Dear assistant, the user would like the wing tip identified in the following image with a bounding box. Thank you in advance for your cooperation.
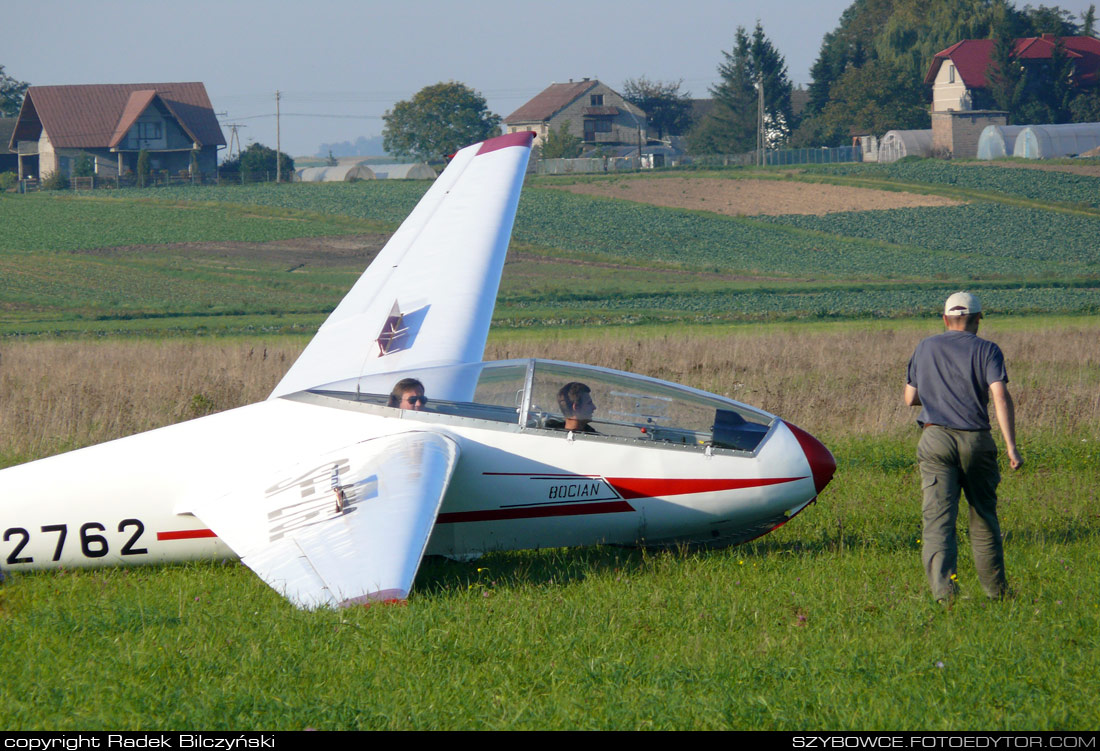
[477,131,534,155]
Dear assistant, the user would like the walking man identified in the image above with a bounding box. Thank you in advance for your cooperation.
[904,292,1022,602]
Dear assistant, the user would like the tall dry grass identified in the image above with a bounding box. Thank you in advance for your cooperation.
[2,322,1097,465]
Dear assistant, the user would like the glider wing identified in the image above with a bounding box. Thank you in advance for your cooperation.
[190,430,460,608]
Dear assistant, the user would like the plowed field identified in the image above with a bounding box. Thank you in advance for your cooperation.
[549,177,963,216]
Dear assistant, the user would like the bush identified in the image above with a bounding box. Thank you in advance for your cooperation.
[41,171,70,190]
[0,171,17,191]
[73,154,95,178]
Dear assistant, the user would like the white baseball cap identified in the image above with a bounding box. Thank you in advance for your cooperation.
[944,292,982,316]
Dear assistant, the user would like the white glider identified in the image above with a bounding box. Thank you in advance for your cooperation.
[0,131,835,608]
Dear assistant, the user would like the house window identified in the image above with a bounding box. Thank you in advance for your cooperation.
[949,65,956,84]
[137,122,162,140]
[590,94,604,106]
[595,120,611,132]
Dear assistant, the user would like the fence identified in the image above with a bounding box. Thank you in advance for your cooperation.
[537,156,641,175]
[18,170,291,193]
[690,145,861,168]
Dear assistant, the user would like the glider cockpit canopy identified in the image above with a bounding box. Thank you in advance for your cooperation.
[306,358,775,454]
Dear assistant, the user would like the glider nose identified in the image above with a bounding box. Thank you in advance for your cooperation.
[783,421,836,495]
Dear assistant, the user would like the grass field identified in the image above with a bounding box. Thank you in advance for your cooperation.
[1,163,1099,729]
[1,322,1098,730]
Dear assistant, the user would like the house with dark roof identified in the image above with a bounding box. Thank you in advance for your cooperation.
[926,35,1100,113]
[8,82,226,180]
[504,79,646,149]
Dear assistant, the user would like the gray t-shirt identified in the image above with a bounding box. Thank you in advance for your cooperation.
[906,330,1008,430]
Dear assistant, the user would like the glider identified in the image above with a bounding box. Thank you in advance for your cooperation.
[0,131,835,608]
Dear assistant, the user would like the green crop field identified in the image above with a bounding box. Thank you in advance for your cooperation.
[3,161,1099,337]
[802,160,1100,208]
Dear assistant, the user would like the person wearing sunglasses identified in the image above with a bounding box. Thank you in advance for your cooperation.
[389,378,428,411]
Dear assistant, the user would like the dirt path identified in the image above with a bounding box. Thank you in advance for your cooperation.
[548,177,963,216]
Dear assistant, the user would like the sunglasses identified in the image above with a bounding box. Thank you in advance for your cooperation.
[404,395,428,405]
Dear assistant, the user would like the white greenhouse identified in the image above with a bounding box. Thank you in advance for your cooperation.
[295,164,376,182]
[367,163,437,179]
[877,130,933,163]
[1011,123,1100,159]
[976,125,1028,160]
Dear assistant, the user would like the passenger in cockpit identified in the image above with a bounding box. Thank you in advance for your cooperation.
[389,378,427,411]
[545,381,598,433]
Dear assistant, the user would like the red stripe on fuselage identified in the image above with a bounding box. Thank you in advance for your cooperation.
[604,476,804,500]
[436,500,633,524]
[157,529,217,541]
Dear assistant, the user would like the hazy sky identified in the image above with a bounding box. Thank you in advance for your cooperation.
[7,0,1098,156]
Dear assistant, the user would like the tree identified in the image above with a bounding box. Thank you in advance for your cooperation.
[73,154,95,178]
[239,142,294,178]
[688,22,793,154]
[1019,3,1079,35]
[539,122,582,159]
[986,18,1028,117]
[621,77,693,140]
[804,0,895,117]
[795,58,929,146]
[1083,4,1097,37]
[874,0,1003,84]
[988,20,1079,123]
[0,64,29,117]
[383,82,501,160]
[136,149,150,187]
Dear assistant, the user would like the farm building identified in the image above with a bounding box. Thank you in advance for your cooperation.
[296,164,376,182]
[977,125,1028,159]
[1012,123,1100,159]
[877,130,933,163]
[504,79,646,149]
[7,82,225,180]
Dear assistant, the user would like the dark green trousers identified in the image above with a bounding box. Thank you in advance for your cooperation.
[917,426,1008,600]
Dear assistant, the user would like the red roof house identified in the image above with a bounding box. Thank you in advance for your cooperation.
[8,82,225,180]
[926,35,1100,112]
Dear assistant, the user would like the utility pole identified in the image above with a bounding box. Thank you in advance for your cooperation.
[756,78,765,168]
[275,90,282,183]
[225,123,246,162]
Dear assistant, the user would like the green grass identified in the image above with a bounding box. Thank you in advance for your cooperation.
[2,437,1096,730]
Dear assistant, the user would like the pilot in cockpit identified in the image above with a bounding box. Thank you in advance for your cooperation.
[388,378,427,411]
[545,381,598,433]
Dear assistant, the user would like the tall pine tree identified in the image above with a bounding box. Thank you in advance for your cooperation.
[689,23,793,154]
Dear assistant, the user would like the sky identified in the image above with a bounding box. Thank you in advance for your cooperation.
[7,0,1099,157]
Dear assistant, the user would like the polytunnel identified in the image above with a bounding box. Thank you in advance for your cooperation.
[977,125,1028,160]
[1012,123,1100,159]
[367,163,437,179]
[295,164,376,182]
[877,130,933,163]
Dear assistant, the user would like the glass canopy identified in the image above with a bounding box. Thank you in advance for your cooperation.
[311,359,774,453]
